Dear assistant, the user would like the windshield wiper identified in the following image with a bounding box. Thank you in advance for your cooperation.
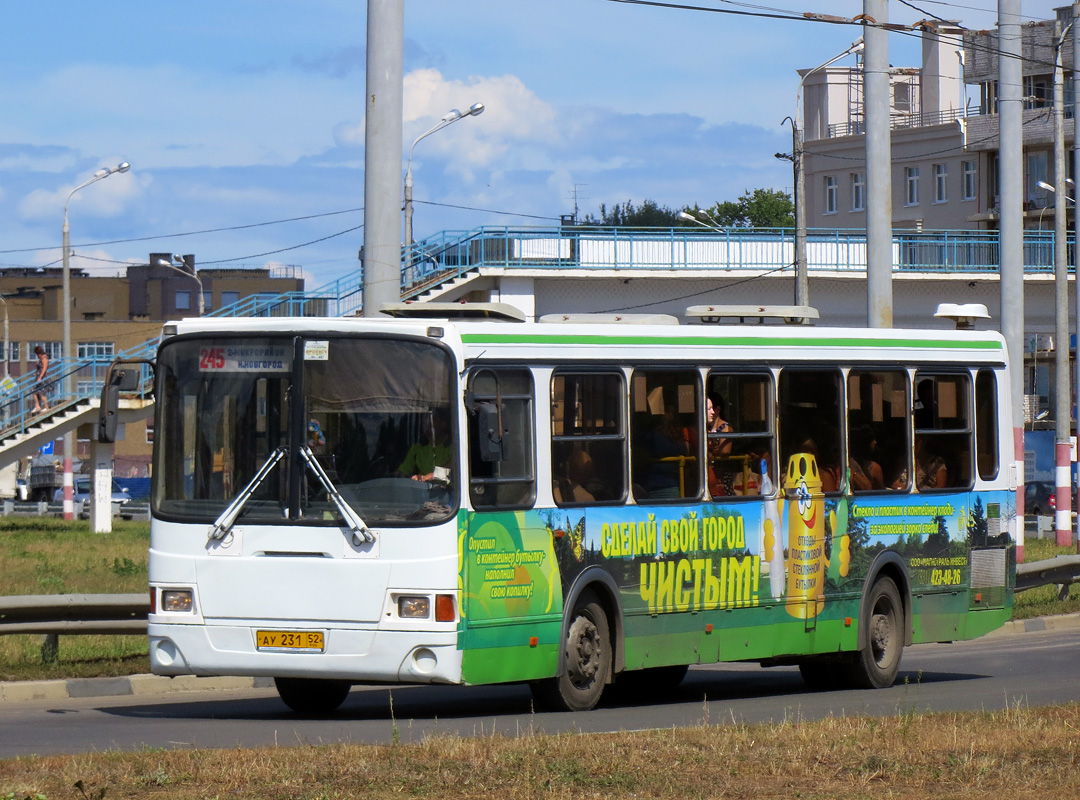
[209,446,287,540]
[300,446,375,544]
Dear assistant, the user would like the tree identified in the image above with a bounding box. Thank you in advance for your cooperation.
[702,189,794,228]
[584,188,794,229]
[582,199,683,227]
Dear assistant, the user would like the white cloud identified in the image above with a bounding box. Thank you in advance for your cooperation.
[17,169,144,223]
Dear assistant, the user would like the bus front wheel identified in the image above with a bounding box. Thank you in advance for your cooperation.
[531,591,612,711]
[274,677,352,714]
[844,576,904,689]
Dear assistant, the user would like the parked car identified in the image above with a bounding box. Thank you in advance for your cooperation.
[1024,481,1056,516]
[53,477,132,509]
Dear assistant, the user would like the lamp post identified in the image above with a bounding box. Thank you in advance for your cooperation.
[61,161,130,521]
[1039,173,1076,546]
[402,103,484,263]
[155,254,204,316]
[781,38,864,310]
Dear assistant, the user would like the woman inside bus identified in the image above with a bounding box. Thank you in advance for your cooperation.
[705,393,734,495]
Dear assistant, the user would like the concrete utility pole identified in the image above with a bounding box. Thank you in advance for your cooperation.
[362,0,404,317]
[1052,19,1073,546]
[1074,1,1080,554]
[864,0,892,328]
[999,0,1025,560]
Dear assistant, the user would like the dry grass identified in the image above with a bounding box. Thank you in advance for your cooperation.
[2,703,1080,799]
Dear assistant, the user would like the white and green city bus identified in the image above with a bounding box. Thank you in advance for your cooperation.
[134,302,1015,712]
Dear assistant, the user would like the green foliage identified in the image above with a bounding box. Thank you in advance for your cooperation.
[584,188,793,229]
[583,199,684,227]
[698,188,795,228]
[111,557,142,577]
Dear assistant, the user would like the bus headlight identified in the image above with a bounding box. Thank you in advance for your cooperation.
[398,595,431,618]
[161,589,194,613]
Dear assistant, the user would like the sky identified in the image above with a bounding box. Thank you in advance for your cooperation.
[0,1,1067,289]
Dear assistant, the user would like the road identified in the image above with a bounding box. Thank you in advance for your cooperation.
[2,628,1078,759]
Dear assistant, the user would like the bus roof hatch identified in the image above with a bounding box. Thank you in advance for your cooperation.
[685,304,819,324]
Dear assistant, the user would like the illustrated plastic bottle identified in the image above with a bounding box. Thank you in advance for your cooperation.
[759,459,785,600]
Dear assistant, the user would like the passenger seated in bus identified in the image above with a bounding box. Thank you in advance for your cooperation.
[912,436,947,490]
[398,409,452,483]
[818,442,843,492]
[554,449,595,504]
[706,393,735,495]
[848,425,885,491]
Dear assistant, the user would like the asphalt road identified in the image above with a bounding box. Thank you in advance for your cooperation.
[2,626,1078,758]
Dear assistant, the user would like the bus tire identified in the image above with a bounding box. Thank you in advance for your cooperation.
[273,677,352,713]
[531,591,612,711]
[844,576,904,689]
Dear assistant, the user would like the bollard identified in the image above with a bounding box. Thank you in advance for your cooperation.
[40,633,58,664]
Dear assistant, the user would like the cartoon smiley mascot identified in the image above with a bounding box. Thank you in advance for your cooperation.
[781,452,829,619]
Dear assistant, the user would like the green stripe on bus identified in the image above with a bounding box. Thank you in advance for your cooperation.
[461,333,1003,350]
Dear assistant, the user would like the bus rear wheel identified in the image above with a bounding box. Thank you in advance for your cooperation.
[531,591,612,711]
[844,576,904,689]
[274,677,352,713]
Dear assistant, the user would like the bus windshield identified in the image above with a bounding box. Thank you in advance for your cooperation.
[152,335,457,526]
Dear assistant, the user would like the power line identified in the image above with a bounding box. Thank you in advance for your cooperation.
[0,207,364,256]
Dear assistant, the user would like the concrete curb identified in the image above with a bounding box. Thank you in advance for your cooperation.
[2,612,1077,703]
[0,674,275,703]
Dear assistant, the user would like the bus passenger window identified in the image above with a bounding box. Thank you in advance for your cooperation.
[630,370,701,502]
[778,370,843,494]
[847,370,908,492]
[467,369,535,509]
[551,372,626,506]
[912,372,972,491]
[704,372,774,497]
[975,370,999,480]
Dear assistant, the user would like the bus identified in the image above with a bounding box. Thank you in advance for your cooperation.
[130,302,1015,713]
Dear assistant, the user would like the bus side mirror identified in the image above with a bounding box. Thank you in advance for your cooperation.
[98,362,152,444]
[99,384,121,443]
[475,402,506,462]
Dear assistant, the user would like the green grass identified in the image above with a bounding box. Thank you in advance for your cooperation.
[0,519,1076,682]
[0,519,151,681]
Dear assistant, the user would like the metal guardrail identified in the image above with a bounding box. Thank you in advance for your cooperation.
[1016,555,1080,599]
[0,593,147,636]
[0,557,1075,643]
[0,501,149,520]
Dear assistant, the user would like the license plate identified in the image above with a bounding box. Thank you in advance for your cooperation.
[255,630,324,652]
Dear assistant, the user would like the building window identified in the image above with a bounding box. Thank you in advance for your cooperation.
[175,290,191,311]
[7,342,18,363]
[221,291,240,308]
[851,173,865,212]
[30,342,62,360]
[905,167,920,206]
[934,164,948,203]
[202,290,213,312]
[146,422,155,444]
[962,160,977,201]
[77,342,115,361]
[825,176,838,215]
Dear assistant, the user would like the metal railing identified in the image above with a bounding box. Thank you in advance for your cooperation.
[400,225,1078,300]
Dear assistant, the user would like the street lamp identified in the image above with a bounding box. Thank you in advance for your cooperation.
[155,254,204,316]
[781,38,864,310]
[402,102,484,261]
[61,160,130,521]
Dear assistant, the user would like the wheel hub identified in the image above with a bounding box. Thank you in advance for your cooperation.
[566,616,601,684]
